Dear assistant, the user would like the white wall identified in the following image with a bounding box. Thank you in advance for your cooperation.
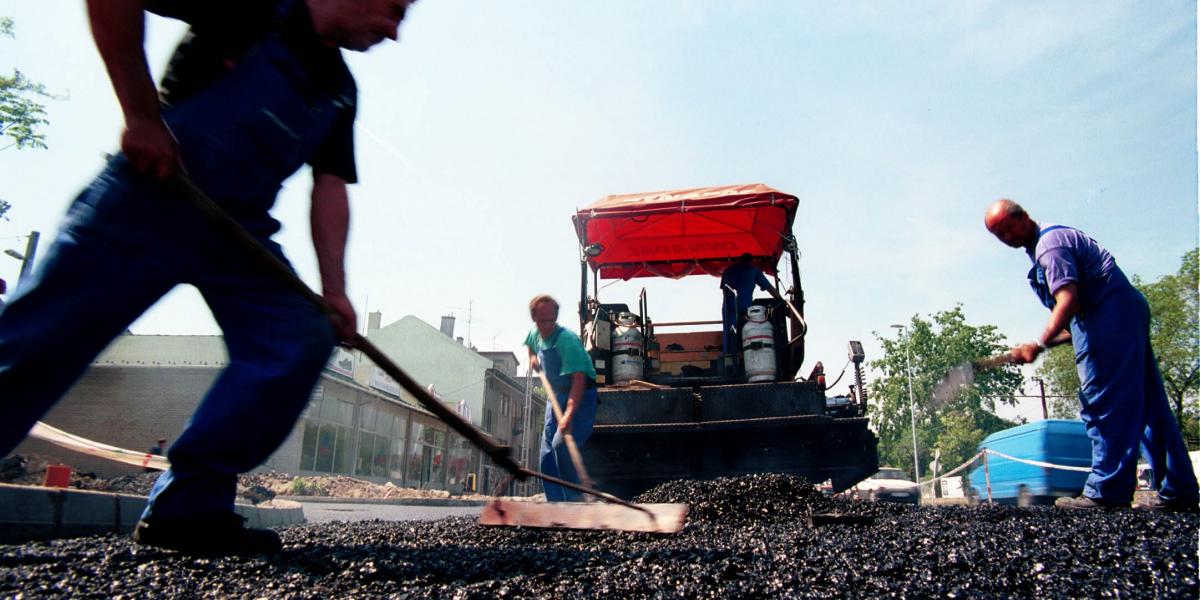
[363,316,493,426]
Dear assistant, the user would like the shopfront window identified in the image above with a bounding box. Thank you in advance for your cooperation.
[300,421,319,471]
[315,422,337,472]
[333,425,353,473]
[406,419,426,488]
[356,432,378,477]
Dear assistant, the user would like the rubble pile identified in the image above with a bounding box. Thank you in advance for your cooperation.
[1,454,462,501]
[242,473,453,500]
[1,474,1196,598]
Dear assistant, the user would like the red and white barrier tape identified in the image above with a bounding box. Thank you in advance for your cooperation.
[981,448,1091,473]
[918,448,1091,488]
[29,421,170,471]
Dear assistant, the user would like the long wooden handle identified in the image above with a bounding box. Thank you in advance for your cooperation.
[170,175,521,476]
[171,173,660,514]
[975,336,1071,370]
[535,369,596,494]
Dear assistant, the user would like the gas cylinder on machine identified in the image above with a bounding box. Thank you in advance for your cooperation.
[611,312,644,384]
[741,305,776,382]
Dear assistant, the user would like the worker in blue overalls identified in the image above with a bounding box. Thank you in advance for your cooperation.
[0,0,416,555]
[985,199,1198,511]
[524,294,598,502]
[720,254,784,355]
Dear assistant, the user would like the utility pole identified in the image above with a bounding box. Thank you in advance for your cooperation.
[524,367,533,496]
[1032,376,1048,419]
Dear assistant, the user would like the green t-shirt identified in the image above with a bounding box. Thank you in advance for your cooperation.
[524,326,598,380]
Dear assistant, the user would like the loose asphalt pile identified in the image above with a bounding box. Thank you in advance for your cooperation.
[2,473,1196,598]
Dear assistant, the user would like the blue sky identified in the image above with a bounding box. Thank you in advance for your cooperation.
[1,2,1196,421]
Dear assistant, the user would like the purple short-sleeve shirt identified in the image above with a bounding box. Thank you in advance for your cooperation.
[1029,224,1119,296]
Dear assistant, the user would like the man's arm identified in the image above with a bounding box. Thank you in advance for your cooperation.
[86,0,181,179]
[311,172,357,340]
[1013,283,1079,363]
[527,346,541,372]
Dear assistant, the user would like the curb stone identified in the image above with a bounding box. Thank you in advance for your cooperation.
[0,482,305,544]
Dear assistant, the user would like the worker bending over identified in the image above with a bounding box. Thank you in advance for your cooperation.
[984,199,1197,511]
[0,0,417,555]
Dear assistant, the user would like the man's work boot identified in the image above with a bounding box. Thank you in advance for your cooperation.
[1134,493,1200,514]
[133,511,283,556]
[1054,495,1120,510]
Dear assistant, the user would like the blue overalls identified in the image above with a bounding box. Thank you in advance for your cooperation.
[537,328,598,502]
[0,23,349,520]
[720,263,772,354]
[1029,226,1198,504]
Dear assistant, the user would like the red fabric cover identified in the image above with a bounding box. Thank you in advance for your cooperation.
[574,184,798,280]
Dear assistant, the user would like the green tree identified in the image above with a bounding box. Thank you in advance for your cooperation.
[1135,249,1199,426]
[868,305,1021,480]
[1,17,59,222]
[1,17,54,152]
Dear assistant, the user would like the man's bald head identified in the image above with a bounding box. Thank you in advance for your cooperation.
[984,199,1039,249]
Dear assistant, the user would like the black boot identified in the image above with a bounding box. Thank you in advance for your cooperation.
[133,510,282,556]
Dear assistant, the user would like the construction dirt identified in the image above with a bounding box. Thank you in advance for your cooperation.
[1,473,1195,598]
[1,454,489,503]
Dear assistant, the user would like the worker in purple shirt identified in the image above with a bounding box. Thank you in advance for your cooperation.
[985,199,1198,511]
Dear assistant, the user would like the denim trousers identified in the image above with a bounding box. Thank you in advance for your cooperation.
[0,155,335,519]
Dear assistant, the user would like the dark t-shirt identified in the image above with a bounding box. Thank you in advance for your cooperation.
[147,0,358,182]
[720,263,772,314]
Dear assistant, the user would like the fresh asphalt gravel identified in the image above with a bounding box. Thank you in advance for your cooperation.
[2,474,1196,599]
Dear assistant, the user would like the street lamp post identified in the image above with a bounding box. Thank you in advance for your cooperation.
[891,324,921,488]
[4,231,40,283]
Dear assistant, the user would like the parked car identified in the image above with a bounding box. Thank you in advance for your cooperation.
[850,468,920,504]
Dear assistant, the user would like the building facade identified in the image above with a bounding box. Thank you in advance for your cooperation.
[479,351,545,496]
[15,314,542,495]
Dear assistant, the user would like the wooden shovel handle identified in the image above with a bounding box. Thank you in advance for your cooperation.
[535,369,596,493]
[170,174,522,476]
[171,173,657,515]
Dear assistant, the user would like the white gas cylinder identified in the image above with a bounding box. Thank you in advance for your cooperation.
[612,312,644,384]
[741,305,776,382]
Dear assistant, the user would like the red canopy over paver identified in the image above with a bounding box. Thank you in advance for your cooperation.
[573,184,799,280]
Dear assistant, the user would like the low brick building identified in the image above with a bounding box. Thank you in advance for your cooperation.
[13,318,539,494]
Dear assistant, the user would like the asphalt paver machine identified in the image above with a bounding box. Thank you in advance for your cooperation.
[572,184,879,498]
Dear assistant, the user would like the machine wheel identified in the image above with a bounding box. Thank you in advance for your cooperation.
[1017,485,1032,508]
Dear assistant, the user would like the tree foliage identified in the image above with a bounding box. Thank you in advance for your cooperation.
[1134,249,1199,425]
[867,305,1021,479]
[1,17,55,152]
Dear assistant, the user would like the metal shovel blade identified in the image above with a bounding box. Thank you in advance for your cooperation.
[480,500,688,534]
[932,362,976,407]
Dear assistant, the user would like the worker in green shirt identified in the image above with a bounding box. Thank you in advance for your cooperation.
[524,294,598,502]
